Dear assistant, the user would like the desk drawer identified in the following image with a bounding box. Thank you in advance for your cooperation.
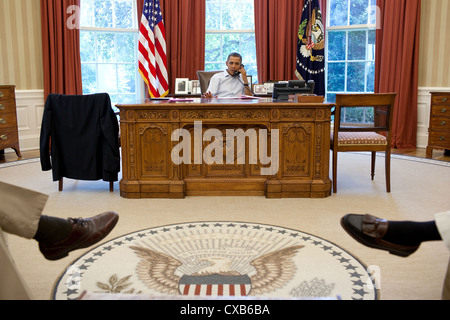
[0,127,19,147]
[0,89,15,101]
[431,105,450,116]
[0,111,18,128]
[0,101,16,113]
[428,131,450,147]
[430,117,450,131]
[432,94,450,106]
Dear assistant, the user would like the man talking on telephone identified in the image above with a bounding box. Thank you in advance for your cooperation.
[202,52,253,98]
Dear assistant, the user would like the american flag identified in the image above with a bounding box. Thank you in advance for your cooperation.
[138,0,169,98]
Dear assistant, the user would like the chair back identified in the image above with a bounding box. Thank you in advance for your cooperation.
[40,93,120,190]
[197,71,222,94]
[333,93,397,148]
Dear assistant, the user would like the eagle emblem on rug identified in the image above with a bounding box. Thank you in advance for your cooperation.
[130,245,304,296]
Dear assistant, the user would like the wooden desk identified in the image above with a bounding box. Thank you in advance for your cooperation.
[117,98,333,199]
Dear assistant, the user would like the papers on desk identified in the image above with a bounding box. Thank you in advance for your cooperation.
[168,98,195,102]
[215,95,264,100]
[240,95,263,99]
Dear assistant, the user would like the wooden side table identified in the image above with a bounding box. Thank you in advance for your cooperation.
[0,85,21,158]
[426,92,450,158]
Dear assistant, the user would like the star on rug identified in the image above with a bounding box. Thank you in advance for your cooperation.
[52,221,379,300]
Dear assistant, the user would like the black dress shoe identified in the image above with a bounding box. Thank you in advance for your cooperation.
[39,211,119,261]
[340,214,419,257]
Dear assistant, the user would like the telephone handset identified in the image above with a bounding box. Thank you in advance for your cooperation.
[234,64,245,77]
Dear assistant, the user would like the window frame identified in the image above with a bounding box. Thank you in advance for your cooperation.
[79,0,142,108]
[325,0,378,124]
[204,0,258,83]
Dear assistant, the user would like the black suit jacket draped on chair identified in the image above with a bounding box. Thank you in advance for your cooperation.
[40,93,120,185]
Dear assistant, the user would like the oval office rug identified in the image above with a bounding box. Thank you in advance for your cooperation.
[52,221,379,300]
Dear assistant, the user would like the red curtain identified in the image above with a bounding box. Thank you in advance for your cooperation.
[137,0,205,95]
[375,0,421,149]
[254,0,327,83]
[41,0,83,99]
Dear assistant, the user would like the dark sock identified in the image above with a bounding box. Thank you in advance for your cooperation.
[383,220,442,246]
[33,216,73,244]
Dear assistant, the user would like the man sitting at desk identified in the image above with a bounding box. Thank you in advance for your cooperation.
[202,52,253,98]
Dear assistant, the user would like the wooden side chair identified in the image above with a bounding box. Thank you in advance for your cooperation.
[330,93,397,193]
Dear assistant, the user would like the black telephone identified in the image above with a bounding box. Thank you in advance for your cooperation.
[234,64,245,77]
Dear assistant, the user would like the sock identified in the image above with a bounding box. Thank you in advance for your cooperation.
[383,220,442,246]
[33,216,73,244]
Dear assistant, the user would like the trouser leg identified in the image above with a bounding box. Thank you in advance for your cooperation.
[0,181,48,239]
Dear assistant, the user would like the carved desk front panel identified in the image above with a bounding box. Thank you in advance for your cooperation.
[117,98,333,199]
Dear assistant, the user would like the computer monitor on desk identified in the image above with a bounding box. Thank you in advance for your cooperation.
[272,80,315,101]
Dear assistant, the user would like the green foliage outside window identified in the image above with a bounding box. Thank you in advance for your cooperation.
[327,0,377,124]
[205,0,258,83]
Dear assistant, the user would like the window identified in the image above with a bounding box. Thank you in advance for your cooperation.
[205,0,258,83]
[326,0,377,123]
[80,0,140,110]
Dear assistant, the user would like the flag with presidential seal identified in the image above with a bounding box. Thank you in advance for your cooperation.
[296,0,325,96]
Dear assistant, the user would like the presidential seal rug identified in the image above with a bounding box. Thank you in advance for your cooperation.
[52,221,379,300]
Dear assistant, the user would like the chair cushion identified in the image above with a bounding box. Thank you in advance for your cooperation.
[332,132,388,146]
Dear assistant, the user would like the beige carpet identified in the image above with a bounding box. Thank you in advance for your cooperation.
[1,152,449,300]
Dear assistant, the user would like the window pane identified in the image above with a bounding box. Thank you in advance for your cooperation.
[240,34,257,64]
[329,0,348,26]
[205,34,222,63]
[222,3,240,30]
[222,34,240,59]
[327,93,336,103]
[118,64,136,94]
[347,62,365,92]
[94,0,113,28]
[97,33,116,63]
[350,0,370,25]
[205,63,223,71]
[345,107,374,124]
[80,32,96,63]
[205,1,221,30]
[369,0,378,25]
[238,2,255,30]
[367,29,376,60]
[342,107,370,123]
[328,63,346,91]
[114,0,134,29]
[117,94,137,104]
[348,30,366,60]
[218,1,254,30]
[81,64,97,93]
[117,34,135,63]
[366,61,375,92]
[98,64,117,92]
[328,31,346,61]
[80,0,95,27]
